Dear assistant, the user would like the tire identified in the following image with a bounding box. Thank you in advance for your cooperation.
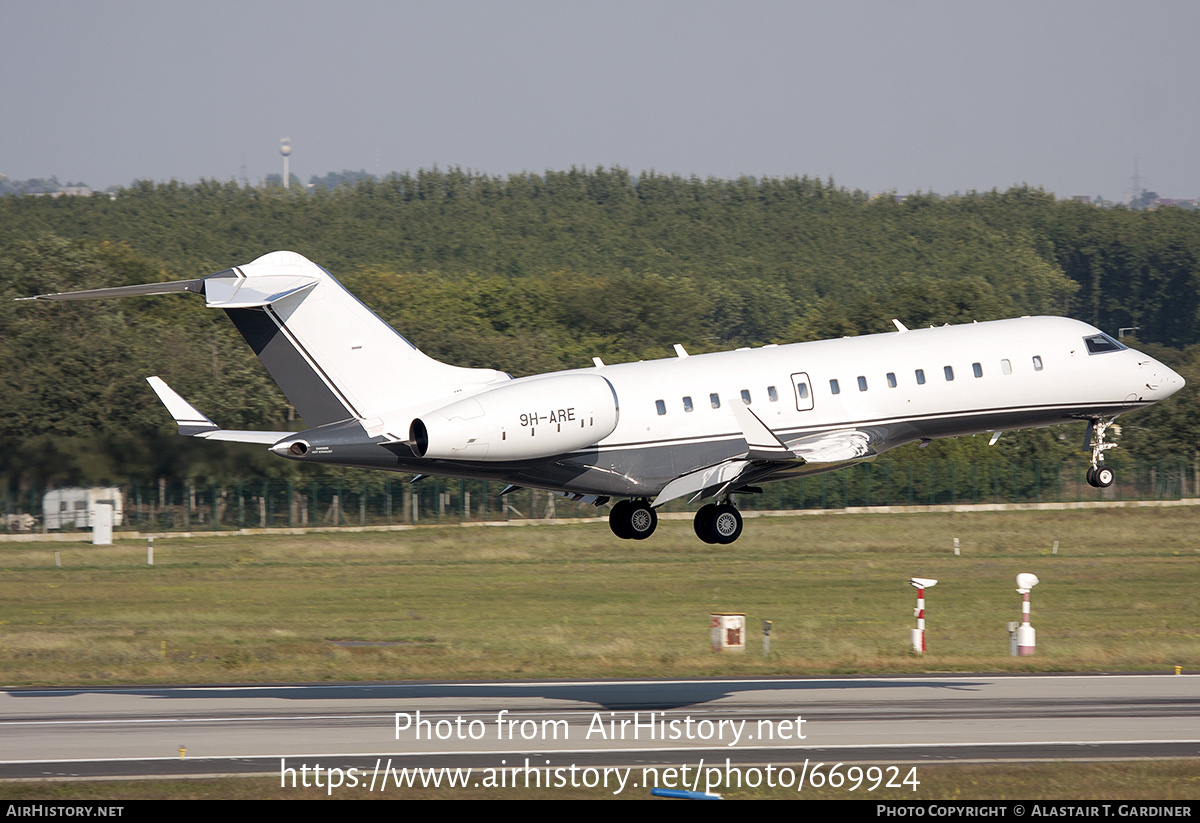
[609,500,634,539]
[709,503,743,544]
[694,504,718,543]
[1095,466,1115,488]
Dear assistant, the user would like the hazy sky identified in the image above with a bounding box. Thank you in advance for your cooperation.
[3,1,1197,200]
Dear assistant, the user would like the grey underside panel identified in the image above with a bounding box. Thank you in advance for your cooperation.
[224,308,353,428]
[283,401,1134,499]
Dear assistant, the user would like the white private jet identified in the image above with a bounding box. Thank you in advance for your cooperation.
[22,251,1185,543]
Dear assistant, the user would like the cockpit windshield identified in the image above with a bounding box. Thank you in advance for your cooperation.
[1083,333,1126,354]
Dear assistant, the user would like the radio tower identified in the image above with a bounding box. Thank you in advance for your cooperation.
[1127,158,1146,207]
[280,137,292,188]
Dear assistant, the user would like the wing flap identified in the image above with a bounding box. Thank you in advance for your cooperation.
[651,459,753,508]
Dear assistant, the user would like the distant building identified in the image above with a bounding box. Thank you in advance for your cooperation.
[1149,198,1199,210]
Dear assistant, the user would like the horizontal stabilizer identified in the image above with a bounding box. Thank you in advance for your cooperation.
[16,270,319,310]
[146,376,292,445]
[16,279,205,302]
[201,272,319,308]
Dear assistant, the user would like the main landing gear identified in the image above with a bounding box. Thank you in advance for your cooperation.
[1085,417,1117,488]
[693,501,743,544]
[609,498,657,540]
[608,498,747,544]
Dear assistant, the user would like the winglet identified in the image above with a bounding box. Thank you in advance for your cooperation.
[728,400,795,461]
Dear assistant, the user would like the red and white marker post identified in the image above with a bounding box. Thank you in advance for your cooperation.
[909,578,938,653]
[1016,573,1039,656]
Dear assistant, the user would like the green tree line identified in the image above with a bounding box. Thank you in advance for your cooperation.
[1,170,1197,494]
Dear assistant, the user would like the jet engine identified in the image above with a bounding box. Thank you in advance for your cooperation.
[409,373,619,461]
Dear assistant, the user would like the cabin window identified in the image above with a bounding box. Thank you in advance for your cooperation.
[972,362,983,378]
[796,383,809,400]
[887,372,897,388]
[857,376,868,391]
[1032,356,1044,371]
[682,396,694,412]
[1084,333,1126,354]
[710,393,720,409]
[740,389,752,405]
[944,366,955,381]
[767,386,779,402]
[1001,359,1012,375]
[915,369,926,385]
[655,399,666,415]
[830,379,840,395]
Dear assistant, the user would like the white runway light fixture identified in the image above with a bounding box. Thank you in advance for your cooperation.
[909,578,937,653]
[1016,573,1039,656]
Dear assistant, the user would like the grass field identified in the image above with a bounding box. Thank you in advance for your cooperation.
[2,506,1198,801]
[1,506,1198,685]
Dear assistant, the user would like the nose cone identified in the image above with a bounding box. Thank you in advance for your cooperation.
[1143,359,1185,400]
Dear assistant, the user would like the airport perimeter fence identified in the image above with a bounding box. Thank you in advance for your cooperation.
[4,453,1199,536]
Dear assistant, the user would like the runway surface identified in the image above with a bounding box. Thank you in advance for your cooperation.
[1,674,1197,780]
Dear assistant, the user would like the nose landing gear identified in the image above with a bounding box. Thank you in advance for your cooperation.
[1085,417,1117,488]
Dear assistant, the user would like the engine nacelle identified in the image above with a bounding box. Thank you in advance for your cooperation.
[410,373,619,461]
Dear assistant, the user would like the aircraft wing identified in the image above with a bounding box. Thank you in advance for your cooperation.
[728,401,876,464]
[786,429,876,463]
[146,376,293,445]
[648,398,796,506]
[650,421,877,507]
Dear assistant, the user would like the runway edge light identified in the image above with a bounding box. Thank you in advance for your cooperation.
[908,578,937,653]
[1016,573,1040,656]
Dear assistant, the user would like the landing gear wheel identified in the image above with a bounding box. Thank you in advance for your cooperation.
[609,500,634,539]
[694,504,718,543]
[1094,466,1114,488]
[610,499,657,540]
[709,503,743,544]
[626,500,657,540]
[694,503,743,544]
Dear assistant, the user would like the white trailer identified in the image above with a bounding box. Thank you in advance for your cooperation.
[42,487,124,530]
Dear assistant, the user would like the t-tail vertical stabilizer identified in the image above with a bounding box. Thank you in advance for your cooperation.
[211,252,507,426]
